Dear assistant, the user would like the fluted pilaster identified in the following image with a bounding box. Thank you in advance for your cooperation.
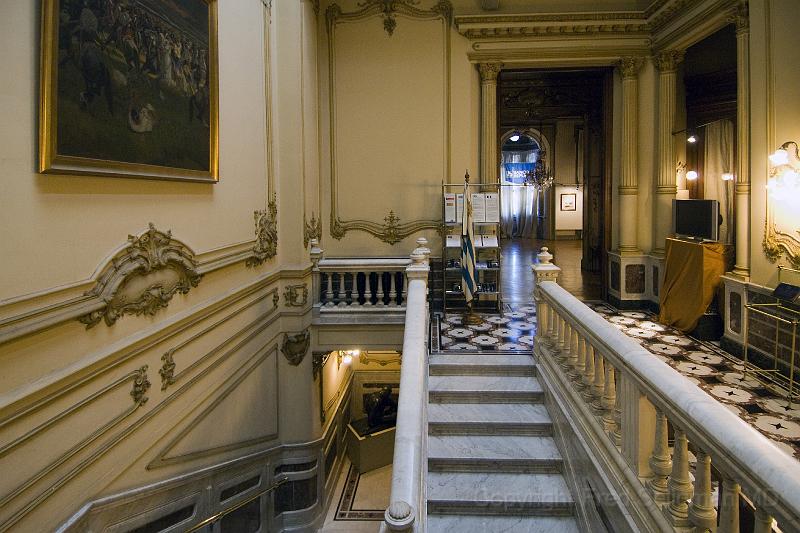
[654,50,683,255]
[480,63,503,184]
[733,2,751,279]
[618,57,644,254]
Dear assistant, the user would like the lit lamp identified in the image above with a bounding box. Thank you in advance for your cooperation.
[721,172,735,181]
[686,170,698,181]
[337,349,359,367]
[524,153,554,191]
[768,141,800,203]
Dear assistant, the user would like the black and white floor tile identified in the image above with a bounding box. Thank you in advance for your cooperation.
[588,303,800,460]
[435,304,537,353]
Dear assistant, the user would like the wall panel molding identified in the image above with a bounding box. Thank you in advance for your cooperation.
[325,0,452,243]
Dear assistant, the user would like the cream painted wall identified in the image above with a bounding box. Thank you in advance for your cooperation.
[555,185,584,231]
[0,1,271,301]
[748,0,800,287]
[317,0,479,258]
[0,2,322,531]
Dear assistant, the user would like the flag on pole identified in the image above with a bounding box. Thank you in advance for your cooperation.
[461,180,477,305]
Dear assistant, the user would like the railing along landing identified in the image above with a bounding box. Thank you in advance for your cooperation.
[310,239,416,314]
[534,252,800,531]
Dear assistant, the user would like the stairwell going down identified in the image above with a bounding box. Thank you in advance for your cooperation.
[425,351,580,532]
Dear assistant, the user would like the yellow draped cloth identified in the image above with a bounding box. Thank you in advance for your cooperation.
[658,238,733,332]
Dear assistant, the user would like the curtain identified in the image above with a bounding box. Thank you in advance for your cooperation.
[703,119,734,244]
[500,151,538,238]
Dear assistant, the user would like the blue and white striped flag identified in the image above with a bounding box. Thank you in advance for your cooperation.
[461,185,477,305]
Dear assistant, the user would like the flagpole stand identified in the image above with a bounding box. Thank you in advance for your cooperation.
[463,300,483,325]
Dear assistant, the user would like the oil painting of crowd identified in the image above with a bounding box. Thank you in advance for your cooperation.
[55,0,212,172]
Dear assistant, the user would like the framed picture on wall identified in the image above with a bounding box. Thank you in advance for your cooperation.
[39,0,219,182]
[561,193,576,211]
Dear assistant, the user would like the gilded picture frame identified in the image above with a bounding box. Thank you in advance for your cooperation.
[39,0,219,183]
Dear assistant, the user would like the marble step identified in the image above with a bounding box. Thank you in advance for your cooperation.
[428,403,552,436]
[428,375,543,403]
[426,515,581,533]
[427,472,574,517]
[429,354,536,377]
[427,435,562,474]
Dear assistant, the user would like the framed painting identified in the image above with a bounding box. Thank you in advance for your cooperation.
[561,193,576,211]
[39,0,219,182]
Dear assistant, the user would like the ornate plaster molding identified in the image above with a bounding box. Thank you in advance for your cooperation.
[78,224,202,329]
[359,351,402,366]
[763,210,800,270]
[281,330,311,366]
[159,352,176,391]
[479,62,503,82]
[283,283,309,307]
[326,1,450,244]
[619,56,645,79]
[304,212,322,248]
[131,366,151,406]
[247,194,278,267]
[732,1,749,32]
[654,49,683,72]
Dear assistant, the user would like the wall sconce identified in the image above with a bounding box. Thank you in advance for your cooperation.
[768,141,800,202]
[337,349,359,368]
[686,170,698,181]
[721,172,735,181]
[687,134,697,144]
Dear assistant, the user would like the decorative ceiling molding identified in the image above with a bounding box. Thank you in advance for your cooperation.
[326,1,451,244]
[247,194,278,267]
[78,224,202,329]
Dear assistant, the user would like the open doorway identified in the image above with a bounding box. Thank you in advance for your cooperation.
[497,69,610,302]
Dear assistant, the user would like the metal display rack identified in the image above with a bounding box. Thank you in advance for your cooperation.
[441,182,502,314]
[742,266,800,404]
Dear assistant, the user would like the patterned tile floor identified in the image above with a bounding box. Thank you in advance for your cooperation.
[434,302,800,460]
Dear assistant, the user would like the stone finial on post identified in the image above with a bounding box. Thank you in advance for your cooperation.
[532,247,561,298]
[407,239,430,281]
[414,237,431,263]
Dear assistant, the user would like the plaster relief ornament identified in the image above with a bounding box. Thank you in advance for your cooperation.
[248,194,278,267]
[78,223,201,329]
[281,330,311,366]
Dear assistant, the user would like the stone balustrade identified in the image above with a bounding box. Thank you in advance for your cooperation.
[381,241,430,532]
[535,279,800,532]
[310,239,416,312]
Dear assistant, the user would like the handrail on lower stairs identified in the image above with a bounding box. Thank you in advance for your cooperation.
[184,477,288,533]
[536,277,800,531]
[380,239,431,532]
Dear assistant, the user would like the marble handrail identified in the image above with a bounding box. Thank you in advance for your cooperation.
[382,241,431,532]
[309,241,412,309]
[537,280,800,530]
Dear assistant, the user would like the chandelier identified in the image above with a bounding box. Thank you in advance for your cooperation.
[524,152,554,191]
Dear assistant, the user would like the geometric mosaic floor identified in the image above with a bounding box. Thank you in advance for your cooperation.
[434,302,800,461]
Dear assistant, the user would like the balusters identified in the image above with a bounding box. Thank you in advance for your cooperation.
[753,508,774,533]
[612,373,622,447]
[336,273,346,307]
[718,478,740,533]
[581,343,595,400]
[648,410,672,503]
[402,272,408,306]
[602,364,617,435]
[689,450,717,531]
[346,273,355,305]
[388,272,397,306]
[324,273,334,307]
[570,334,586,384]
[367,272,377,305]
[666,427,693,527]
[591,351,606,414]
[537,302,548,340]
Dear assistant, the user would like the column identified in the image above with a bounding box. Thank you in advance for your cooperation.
[618,57,644,254]
[480,63,503,184]
[732,2,751,279]
[654,50,683,255]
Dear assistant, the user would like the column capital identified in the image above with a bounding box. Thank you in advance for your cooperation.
[654,49,684,73]
[478,62,503,82]
[619,57,644,79]
[733,1,749,34]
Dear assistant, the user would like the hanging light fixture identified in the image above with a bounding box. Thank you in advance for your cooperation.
[524,150,554,191]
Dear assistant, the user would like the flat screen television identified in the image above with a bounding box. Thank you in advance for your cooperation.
[672,199,720,241]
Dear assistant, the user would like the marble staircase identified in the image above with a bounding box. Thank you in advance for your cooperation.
[426,352,580,533]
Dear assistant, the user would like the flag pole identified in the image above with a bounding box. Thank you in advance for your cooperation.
[462,170,482,325]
